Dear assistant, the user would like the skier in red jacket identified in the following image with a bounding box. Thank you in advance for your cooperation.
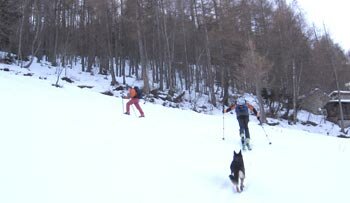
[123,86,145,118]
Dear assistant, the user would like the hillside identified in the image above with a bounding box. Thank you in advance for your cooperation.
[1,62,350,203]
[0,59,346,136]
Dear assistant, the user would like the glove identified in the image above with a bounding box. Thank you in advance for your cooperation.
[256,113,263,125]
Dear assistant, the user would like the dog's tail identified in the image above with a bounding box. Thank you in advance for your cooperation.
[229,174,238,185]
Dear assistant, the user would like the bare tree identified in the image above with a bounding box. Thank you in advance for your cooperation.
[160,0,174,91]
[0,0,21,50]
[24,0,44,69]
[136,0,150,93]
[199,0,216,106]
[17,0,31,67]
[324,25,345,133]
[242,39,271,123]
[3,0,350,118]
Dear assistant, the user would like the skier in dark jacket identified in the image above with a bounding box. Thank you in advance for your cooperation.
[224,97,259,150]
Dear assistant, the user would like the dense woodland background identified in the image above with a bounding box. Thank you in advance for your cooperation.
[1,0,350,121]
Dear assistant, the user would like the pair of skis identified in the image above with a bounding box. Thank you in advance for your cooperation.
[242,142,252,151]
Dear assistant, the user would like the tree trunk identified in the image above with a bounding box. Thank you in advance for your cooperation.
[155,1,164,90]
[24,0,44,69]
[17,0,29,67]
[200,0,216,106]
[245,40,268,123]
[105,3,117,85]
[324,26,345,133]
[180,0,190,91]
[160,0,174,91]
[136,0,149,94]
[292,61,297,124]
[212,0,228,104]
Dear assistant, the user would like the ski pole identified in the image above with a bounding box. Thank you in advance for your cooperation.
[260,121,272,145]
[131,104,137,117]
[143,96,147,104]
[222,104,225,140]
[122,98,125,112]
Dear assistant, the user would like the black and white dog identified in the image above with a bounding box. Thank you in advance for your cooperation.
[229,150,245,192]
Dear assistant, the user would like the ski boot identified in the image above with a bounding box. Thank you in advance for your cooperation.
[240,134,246,150]
[246,138,252,151]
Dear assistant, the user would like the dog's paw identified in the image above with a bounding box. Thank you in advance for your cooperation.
[240,184,244,191]
[236,185,241,193]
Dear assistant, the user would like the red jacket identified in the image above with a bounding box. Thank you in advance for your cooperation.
[129,88,137,98]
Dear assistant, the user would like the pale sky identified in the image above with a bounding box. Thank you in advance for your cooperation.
[289,0,350,52]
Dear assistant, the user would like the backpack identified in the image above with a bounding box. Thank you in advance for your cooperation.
[134,86,142,99]
[235,104,249,117]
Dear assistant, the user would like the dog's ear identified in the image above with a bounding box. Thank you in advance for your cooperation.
[238,150,242,155]
[234,151,237,155]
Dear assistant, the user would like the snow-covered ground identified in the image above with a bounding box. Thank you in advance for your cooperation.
[1,61,350,203]
[0,58,346,136]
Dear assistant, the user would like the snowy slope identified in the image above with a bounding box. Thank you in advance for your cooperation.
[1,62,350,203]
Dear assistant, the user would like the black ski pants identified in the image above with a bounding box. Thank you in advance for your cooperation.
[237,115,250,139]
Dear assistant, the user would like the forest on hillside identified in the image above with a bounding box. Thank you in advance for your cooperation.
[1,0,350,117]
